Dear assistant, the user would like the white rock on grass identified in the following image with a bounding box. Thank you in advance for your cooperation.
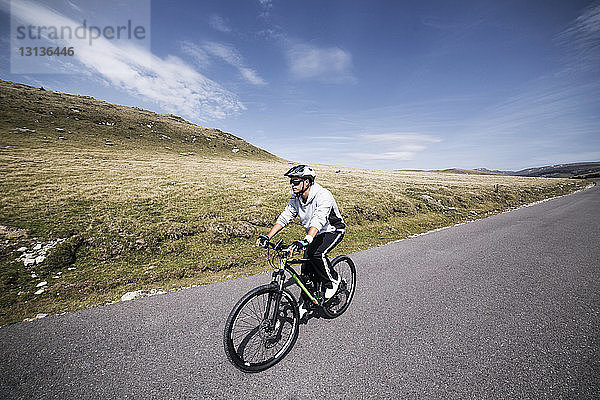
[121,290,144,301]
[34,288,45,295]
[24,257,36,267]
[18,238,66,266]
[23,313,49,322]
[36,281,48,288]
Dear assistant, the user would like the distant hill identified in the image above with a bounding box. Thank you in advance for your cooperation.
[432,168,500,175]
[474,168,513,175]
[476,162,600,178]
[0,80,278,161]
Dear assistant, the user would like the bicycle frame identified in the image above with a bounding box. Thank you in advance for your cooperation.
[272,252,321,306]
[261,240,330,329]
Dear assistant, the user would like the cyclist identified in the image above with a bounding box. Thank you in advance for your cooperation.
[256,165,345,318]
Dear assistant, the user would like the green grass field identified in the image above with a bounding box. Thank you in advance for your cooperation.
[0,80,587,325]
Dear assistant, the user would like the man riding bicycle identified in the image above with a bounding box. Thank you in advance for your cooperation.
[256,165,346,318]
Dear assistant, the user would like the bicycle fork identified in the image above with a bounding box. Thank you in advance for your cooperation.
[264,267,286,329]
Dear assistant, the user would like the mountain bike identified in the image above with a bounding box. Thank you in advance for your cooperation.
[223,239,356,372]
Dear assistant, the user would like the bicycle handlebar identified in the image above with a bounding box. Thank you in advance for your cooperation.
[260,238,296,253]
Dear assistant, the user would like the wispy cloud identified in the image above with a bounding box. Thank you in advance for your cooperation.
[557,3,600,72]
[346,151,417,161]
[308,132,441,162]
[180,40,211,69]
[349,132,441,161]
[64,0,82,14]
[309,135,353,141]
[287,42,355,83]
[209,14,232,33]
[558,4,600,48]
[252,0,354,84]
[201,41,267,85]
[258,0,274,18]
[465,3,600,139]
[7,1,244,121]
[359,133,443,144]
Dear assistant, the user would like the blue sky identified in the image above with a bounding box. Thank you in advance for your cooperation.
[1,0,598,170]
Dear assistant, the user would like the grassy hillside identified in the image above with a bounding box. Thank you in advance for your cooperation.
[0,80,587,325]
[0,80,278,160]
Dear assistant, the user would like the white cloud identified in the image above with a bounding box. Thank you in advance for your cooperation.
[359,133,443,144]
[239,67,266,86]
[557,3,600,72]
[462,5,600,142]
[346,151,416,161]
[309,132,441,162]
[560,3,600,46]
[8,0,244,121]
[258,0,274,17]
[309,135,353,141]
[65,0,82,14]
[180,40,210,69]
[202,42,244,66]
[287,43,355,83]
[209,14,232,33]
[202,41,267,85]
[346,132,441,161]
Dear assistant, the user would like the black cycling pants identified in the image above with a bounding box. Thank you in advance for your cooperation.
[302,230,345,289]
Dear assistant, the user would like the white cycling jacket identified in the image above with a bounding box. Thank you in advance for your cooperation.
[276,182,346,235]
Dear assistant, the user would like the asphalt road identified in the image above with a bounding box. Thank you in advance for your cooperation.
[1,185,598,399]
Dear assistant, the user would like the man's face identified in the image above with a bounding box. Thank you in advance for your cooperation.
[290,177,307,194]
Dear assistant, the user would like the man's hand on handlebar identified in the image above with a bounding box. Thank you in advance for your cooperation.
[291,239,309,252]
[256,235,270,248]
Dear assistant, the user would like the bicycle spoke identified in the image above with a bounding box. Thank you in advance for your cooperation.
[226,287,298,368]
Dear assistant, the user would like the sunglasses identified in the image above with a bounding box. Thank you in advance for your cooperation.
[290,178,304,185]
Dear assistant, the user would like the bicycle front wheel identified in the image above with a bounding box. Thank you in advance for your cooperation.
[223,284,299,372]
[322,255,356,319]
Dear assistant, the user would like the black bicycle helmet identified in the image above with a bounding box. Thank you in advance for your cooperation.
[284,165,316,182]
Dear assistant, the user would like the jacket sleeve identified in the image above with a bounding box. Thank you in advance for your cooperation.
[308,191,333,232]
[276,197,297,227]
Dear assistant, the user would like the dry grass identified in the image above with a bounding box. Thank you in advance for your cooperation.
[0,80,586,325]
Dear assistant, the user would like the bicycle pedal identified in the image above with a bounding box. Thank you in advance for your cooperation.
[315,295,324,307]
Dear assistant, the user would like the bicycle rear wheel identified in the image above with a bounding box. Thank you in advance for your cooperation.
[223,284,299,372]
[322,255,356,319]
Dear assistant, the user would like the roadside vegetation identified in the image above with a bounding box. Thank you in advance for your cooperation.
[0,80,587,325]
